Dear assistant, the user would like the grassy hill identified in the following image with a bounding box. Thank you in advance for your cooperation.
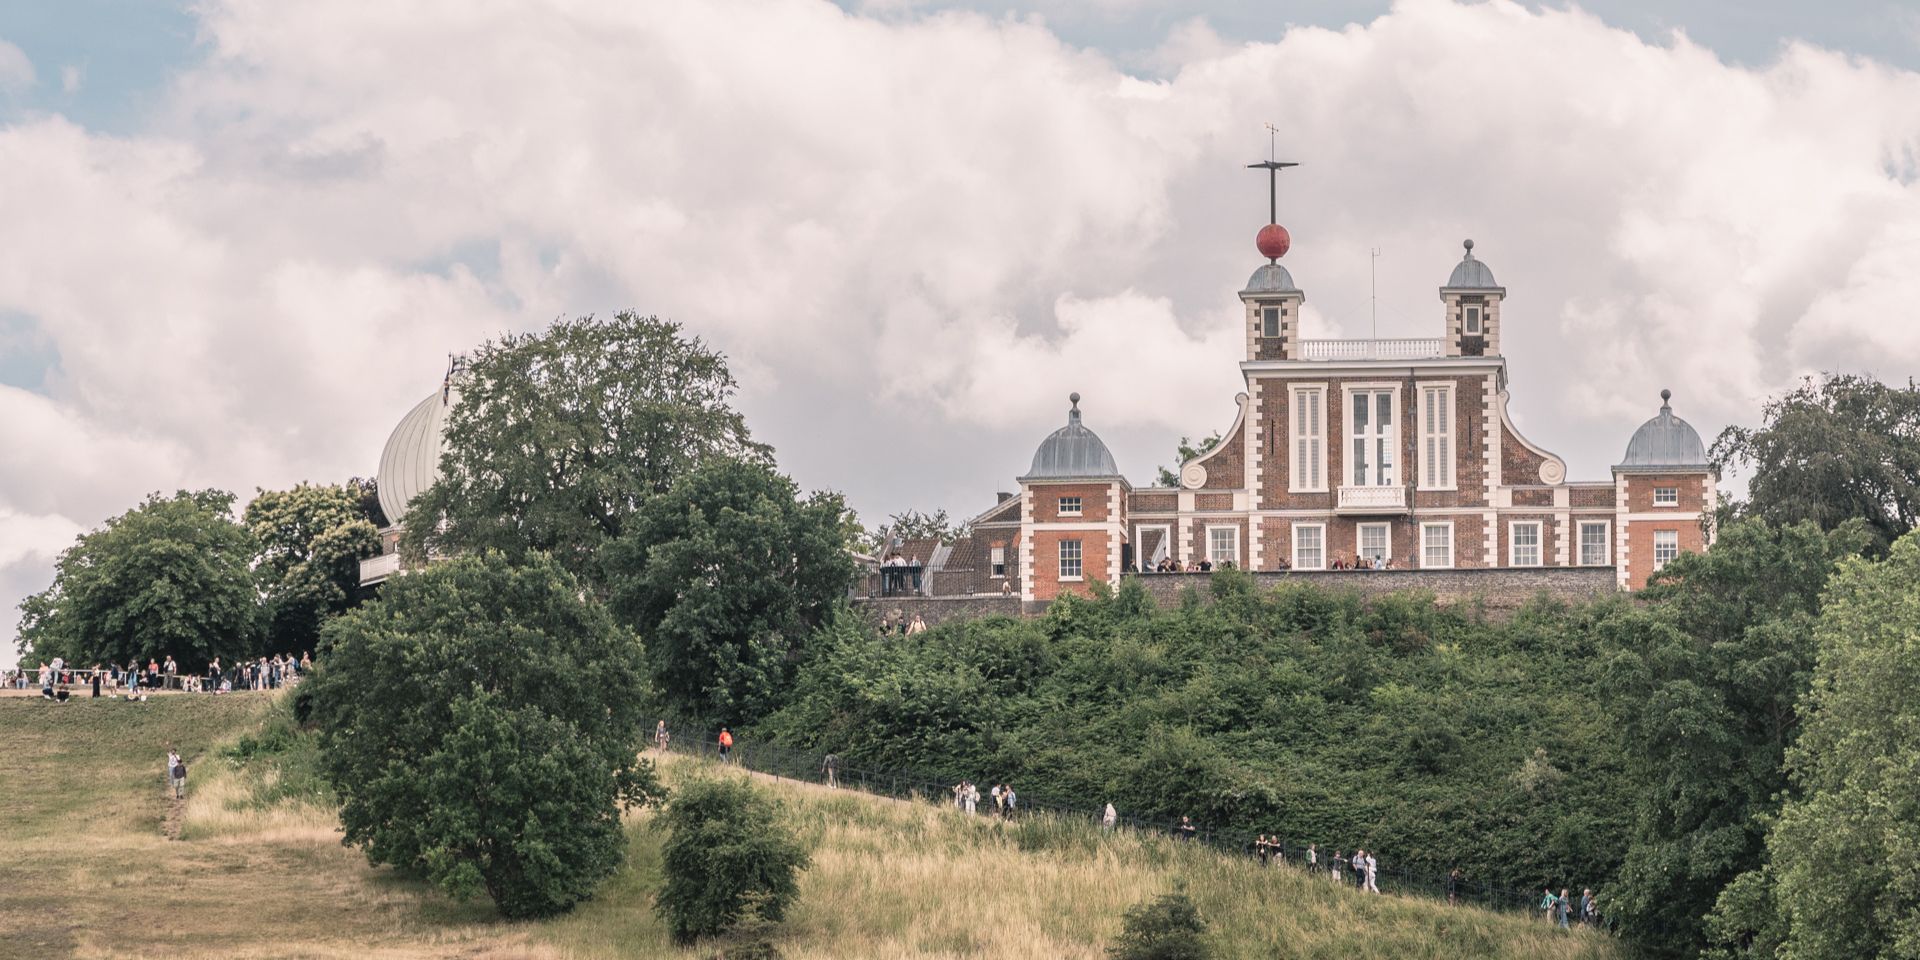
[0,693,1621,959]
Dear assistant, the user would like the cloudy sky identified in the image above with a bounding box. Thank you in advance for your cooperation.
[4,0,1920,668]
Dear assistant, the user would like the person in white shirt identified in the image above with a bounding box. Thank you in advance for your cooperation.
[1365,853,1380,893]
[1102,803,1117,830]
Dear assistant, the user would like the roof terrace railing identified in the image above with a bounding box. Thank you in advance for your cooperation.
[1296,338,1445,361]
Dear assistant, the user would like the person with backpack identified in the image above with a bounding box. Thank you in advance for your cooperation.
[167,749,187,799]
[717,728,733,763]
[1540,887,1558,923]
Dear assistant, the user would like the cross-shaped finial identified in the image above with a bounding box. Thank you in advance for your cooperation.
[1264,122,1279,162]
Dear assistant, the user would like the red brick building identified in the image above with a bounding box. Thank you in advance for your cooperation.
[917,230,1716,603]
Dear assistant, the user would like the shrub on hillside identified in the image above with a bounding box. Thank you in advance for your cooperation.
[657,777,810,945]
[1109,891,1210,960]
[308,552,661,918]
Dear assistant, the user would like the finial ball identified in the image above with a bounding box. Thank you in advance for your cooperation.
[1070,392,1081,408]
[1257,223,1291,260]
[1463,239,1475,253]
[1660,388,1671,403]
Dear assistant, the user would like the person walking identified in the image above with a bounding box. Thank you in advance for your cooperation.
[965,781,979,814]
[1307,843,1318,874]
[1254,834,1271,866]
[90,667,102,698]
[990,783,1005,817]
[717,727,733,763]
[1364,851,1379,893]
[1331,850,1346,884]
[167,749,187,800]
[1447,868,1463,905]
[1556,888,1573,930]
[1352,850,1368,890]
[1102,802,1117,830]
[822,753,840,788]
[654,720,670,751]
[1003,785,1018,818]
[1176,816,1196,842]
[1540,887,1558,923]
[1580,888,1596,927]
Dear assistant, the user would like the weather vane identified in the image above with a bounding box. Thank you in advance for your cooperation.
[1247,125,1298,262]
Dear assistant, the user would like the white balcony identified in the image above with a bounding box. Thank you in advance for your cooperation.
[1297,338,1444,362]
[1337,485,1408,515]
[359,552,401,585]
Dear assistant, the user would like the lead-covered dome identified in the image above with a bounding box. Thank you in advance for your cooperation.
[377,388,454,524]
[1446,239,1499,289]
[1618,389,1708,469]
[1022,393,1120,480]
[1243,262,1298,294]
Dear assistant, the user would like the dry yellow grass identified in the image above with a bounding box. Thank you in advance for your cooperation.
[2,696,1620,960]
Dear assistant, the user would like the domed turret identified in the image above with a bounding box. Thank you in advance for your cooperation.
[1618,389,1708,468]
[1244,262,1298,294]
[1021,393,1120,480]
[376,388,454,524]
[1446,239,1499,289]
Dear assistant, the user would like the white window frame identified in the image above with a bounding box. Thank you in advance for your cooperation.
[1653,487,1679,506]
[1509,520,1543,568]
[1417,381,1456,491]
[1058,539,1083,581]
[1292,523,1326,571]
[1653,529,1679,571]
[1058,496,1083,517]
[990,545,1006,578]
[1421,522,1454,570]
[1261,305,1281,338]
[1206,525,1240,566]
[1358,522,1391,565]
[1341,383,1401,488]
[1289,384,1327,492]
[1582,522,1612,564]
[1464,304,1483,335]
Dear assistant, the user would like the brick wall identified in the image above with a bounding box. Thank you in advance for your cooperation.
[1030,482,1116,522]
[1259,373,1494,511]
[1197,419,1245,490]
[1131,492,1177,513]
[1623,474,1709,512]
[1621,518,1707,590]
[1195,492,1235,511]
[1501,422,1551,485]
[1570,485,1613,509]
[1030,529,1110,600]
[852,595,1026,629]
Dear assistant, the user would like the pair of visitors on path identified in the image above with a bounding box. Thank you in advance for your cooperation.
[1541,888,1575,928]
[951,780,980,813]
[166,748,187,799]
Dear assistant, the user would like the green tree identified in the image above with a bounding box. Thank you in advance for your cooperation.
[308,552,661,918]
[1600,519,1870,956]
[1723,532,1920,958]
[656,776,810,945]
[403,312,767,581]
[16,490,259,669]
[602,458,855,722]
[245,482,380,653]
[1109,891,1210,960]
[1154,433,1223,488]
[1712,374,1920,552]
[860,508,970,553]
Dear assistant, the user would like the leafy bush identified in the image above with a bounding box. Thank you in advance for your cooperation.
[1109,891,1209,960]
[657,777,810,944]
[309,551,660,918]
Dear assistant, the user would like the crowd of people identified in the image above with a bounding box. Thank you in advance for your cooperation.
[1132,553,1406,573]
[947,780,1022,817]
[1539,886,1600,929]
[4,652,313,700]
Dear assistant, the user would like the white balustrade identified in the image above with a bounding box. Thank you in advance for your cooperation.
[358,552,401,584]
[1337,485,1408,513]
[1297,338,1444,361]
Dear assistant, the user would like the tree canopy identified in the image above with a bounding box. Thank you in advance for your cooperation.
[245,482,380,653]
[1591,519,1869,956]
[402,312,768,582]
[655,776,810,945]
[1155,433,1223,488]
[603,458,855,723]
[1709,532,1920,959]
[1711,374,1920,552]
[308,551,661,918]
[17,490,259,669]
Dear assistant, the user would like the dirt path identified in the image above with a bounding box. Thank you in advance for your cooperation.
[162,794,184,840]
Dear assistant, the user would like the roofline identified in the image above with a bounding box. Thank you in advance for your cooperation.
[1018,474,1133,487]
[1239,287,1304,299]
[1611,463,1718,475]
[1241,357,1507,376]
[1439,286,1507,296]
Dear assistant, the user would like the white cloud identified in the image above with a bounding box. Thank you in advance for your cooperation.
[0,38,33,95]
[60,64,81,95]
[5,0,1920,669]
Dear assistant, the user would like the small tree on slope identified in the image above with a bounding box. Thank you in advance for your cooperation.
[657,776,810,945]
[1110,891,1211,960]
[308,551,660,918]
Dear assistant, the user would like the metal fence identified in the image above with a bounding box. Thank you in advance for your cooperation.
[648,720,1603,923]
